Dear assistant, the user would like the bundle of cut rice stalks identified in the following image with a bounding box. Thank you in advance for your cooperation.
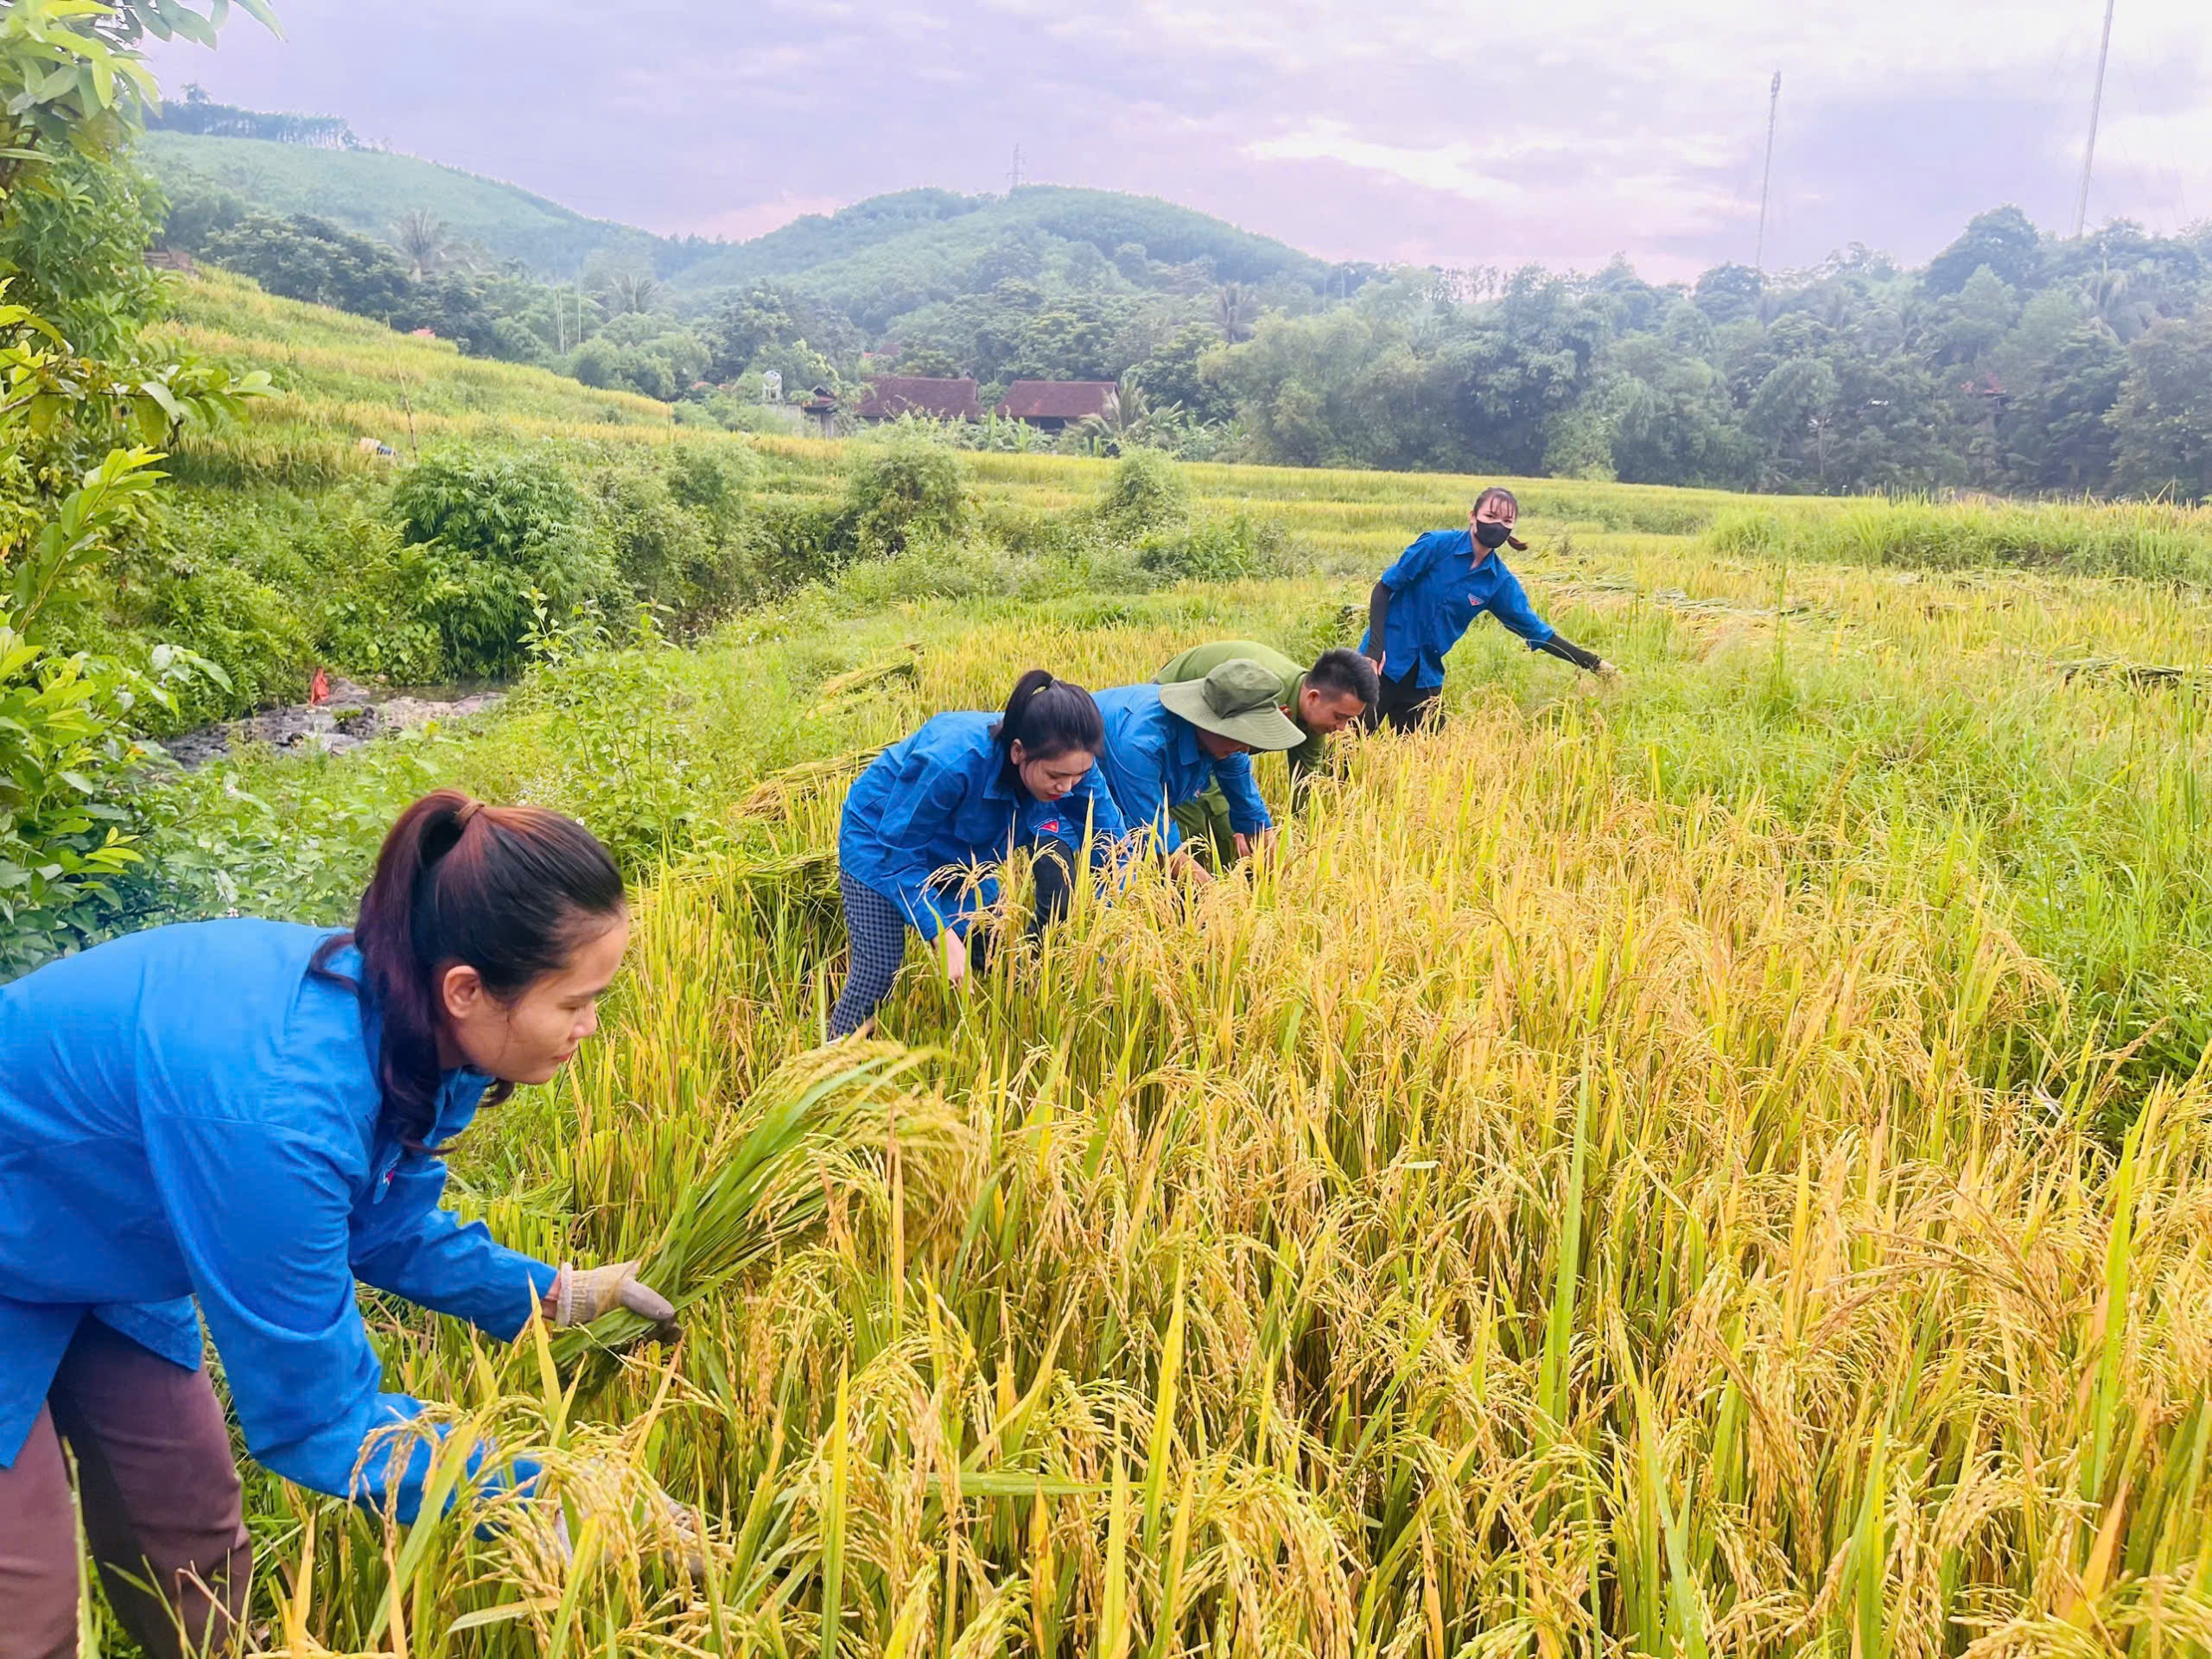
[551,1043,963,1370]
[735,747,884,823]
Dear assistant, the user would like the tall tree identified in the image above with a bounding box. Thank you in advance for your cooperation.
[2110,312,2212,500]
[1924,205,2040,296]
[2001,323,2126,493]
[1215,281,1257,344]
[392,208,453,279]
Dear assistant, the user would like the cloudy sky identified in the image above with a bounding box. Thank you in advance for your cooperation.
[151,0,2208,281]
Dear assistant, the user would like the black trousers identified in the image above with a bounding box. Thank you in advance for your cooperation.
[1369,669,1442,734]
[972,845,1073,968]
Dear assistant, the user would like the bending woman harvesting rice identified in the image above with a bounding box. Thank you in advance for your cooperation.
[0,792,675,1659]
[1362,486,1619,731]
[830,670,1128,1038]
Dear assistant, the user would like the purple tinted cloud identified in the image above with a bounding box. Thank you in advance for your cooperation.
[151,0,2211,281]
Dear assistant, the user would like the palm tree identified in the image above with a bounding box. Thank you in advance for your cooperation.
[2080,264,2153,340]
[1081,373,1183,454]
[598,269,663,317]
[392,210,453,281]
[1215,282,1257,344]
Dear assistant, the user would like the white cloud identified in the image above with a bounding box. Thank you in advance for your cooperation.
[1243,120,1523,202]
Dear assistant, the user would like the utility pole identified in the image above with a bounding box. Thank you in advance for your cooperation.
[2074,0,2117,237]
[1754,71,1782,271]
[1008,143,1025,193]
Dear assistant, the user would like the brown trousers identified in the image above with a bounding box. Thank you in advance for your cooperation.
[0,1319,251,1659]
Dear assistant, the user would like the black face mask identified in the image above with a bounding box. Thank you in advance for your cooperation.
[1472,520,1512,550]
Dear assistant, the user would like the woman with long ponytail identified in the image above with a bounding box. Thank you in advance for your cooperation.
[830,669,1128,1038]
[1361,485,1621,732]
[0,791,673,1657]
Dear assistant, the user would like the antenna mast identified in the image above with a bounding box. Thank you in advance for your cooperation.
[2073,0,2116,237]
[1008,143,1025,193]
[1754,71,1782,271]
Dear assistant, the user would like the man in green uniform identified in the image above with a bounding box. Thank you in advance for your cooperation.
[1154,640,1378,865]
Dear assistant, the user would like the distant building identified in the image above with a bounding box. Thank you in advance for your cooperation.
[143,250,197,274]
[858,376,982,423]
[802,384,840,438]
[997,379,1116,432]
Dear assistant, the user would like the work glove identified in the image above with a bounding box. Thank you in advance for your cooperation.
[547,1261,678,1339]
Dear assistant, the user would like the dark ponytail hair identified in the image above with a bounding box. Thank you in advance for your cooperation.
[1474,486,1529,552]
[312,790,626,1153]
[990,668,1103,762]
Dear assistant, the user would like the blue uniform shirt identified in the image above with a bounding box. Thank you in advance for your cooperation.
[0,919,558,1521]
[1361,529,1555,689]
[839,711,1128,941]
[1092,684,1271,853]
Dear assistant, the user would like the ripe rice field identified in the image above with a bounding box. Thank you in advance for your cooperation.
[125,277,2212,1655]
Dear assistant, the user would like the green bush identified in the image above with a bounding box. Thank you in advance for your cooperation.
[1136,512,1291,582]
[1095,448,1192,536]
[135,558,312,728]
[390,450,620,677]
[307,513,450,686]
[593,467,709,611]
[591,448,763,624]
[0,635,227,976]
[746,496,849,593]
[502,645,704,868]
[391,448,588,558]
[666,442,760,518]
[842,438,975,556]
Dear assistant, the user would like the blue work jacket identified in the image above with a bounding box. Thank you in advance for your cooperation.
[839,711,1128,941]
[1092,683,1270,852]
[1362,529,1555,688]
[0,919,557,1522]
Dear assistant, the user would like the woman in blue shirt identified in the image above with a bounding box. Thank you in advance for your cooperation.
[1362,486,1618,731]
[831,670,1128,1038]
[0,791,674,1657]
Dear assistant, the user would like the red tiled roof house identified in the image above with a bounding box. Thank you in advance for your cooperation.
[996,379,1116,432]
[857,376,982,423]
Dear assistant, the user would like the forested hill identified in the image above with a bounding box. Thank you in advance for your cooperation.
[141,130,675,276]
[663,185,1332,302]
[144,133,1333,302]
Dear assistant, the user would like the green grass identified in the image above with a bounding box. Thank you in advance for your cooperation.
[1710,495,2212,583]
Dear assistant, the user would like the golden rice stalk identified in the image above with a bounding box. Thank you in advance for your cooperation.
[737,747,885,821]
[553,1043,963,1366]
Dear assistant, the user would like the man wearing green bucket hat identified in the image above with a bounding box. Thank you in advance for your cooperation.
[1155,641,1379,868]
[1093,658,1306,882]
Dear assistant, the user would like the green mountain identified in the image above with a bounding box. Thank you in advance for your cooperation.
[141,130,664,276]
[664,184,1329,297]
[140,133,1336,312]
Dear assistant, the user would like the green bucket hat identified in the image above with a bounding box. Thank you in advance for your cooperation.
[1158,657,1305,750]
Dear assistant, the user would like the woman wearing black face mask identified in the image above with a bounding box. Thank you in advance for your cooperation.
[1359,486,1618,732]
